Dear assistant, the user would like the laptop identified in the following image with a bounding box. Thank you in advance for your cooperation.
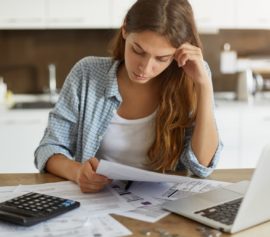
[162,144,270,233]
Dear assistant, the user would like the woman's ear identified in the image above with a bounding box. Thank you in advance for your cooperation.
[121,25,127,40]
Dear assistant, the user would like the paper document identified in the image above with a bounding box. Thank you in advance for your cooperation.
[0,214,131,237]
[0,181,132,237]
[0,185,18,202]
[118,204,170,223]
[111,181,170,223]
[15,181,134,216]
[114,178,229,222]
[129,179,229,201]
[97,160,193,183]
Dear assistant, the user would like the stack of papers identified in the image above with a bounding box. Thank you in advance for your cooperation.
[0,181,133,237]
[0,160,230,236]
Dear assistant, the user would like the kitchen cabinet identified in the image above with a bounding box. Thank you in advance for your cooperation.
[0,109,49,173]
[46,0,111,29]
[111,0,237,31]
[215,104,241,168]
[236,0,270,29]
[0,0,112,29]
[240,106,270,167]
[1,0,270,31]
[0,0,236,31]
[111,0,136,28]
[189,0,236,31]
[215,101,270,169]
[0,0,46,29]
[189,0,270,31]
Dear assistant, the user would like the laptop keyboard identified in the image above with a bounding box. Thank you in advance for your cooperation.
[194,198,243,225]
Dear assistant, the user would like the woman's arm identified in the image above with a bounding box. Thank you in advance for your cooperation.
[174,43,219,167]
[46,155,110,193]
[34,60,82,172]
[191,83,218,166]
[46,154,82,182]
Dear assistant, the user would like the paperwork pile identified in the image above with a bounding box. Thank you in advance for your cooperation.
[0,160,229,236]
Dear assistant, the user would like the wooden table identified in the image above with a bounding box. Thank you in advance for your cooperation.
[1,170,270,237]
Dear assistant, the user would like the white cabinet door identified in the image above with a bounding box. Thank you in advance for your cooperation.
[111,0,236,31]
[3,0,268,30]
[0,0,46,29]
[215,101,270,169]
[0,110,49,173]
[46,0,111,28]
[189,0,236,32]
[215,105,241,168]
[111,0,136,28]
[240,106,270,167]
[236,0,270,29]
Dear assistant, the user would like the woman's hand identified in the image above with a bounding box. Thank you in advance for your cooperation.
[174,43,210,86]
[76,157,111,193]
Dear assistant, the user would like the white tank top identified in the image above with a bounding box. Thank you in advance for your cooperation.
[96,110,156,169]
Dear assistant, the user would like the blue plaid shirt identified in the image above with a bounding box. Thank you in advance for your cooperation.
[34,56,223,177]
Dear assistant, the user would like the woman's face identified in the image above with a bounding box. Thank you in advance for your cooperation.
[122,30,177,85]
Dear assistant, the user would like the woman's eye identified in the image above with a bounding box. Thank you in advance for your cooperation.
[132,47,144,55]
[157,57,170,63]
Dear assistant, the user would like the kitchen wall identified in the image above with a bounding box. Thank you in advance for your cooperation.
[201,29,270,91]
[0,30,115,93]
[1,29,270,93]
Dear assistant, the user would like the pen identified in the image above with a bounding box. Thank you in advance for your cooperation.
[167,189,178,198]
[124,181,133,191]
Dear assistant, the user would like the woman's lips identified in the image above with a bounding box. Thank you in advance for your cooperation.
[133,72,148,80]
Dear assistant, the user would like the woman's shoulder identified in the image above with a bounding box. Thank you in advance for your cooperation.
[75,56,116,73]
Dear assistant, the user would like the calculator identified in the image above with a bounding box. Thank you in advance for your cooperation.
[0,192,80,226]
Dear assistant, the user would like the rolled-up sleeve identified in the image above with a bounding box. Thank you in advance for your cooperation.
[34,62,81,172]
[180,127,223,178]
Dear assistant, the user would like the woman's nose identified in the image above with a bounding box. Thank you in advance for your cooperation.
[139,58,153,75]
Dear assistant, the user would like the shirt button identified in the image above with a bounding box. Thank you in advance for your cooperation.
[98,135,103,141]
[113,109,117,113]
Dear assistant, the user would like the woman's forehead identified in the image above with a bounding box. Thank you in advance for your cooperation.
[128,31,177,56]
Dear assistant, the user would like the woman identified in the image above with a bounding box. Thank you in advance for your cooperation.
[35,0,223,193]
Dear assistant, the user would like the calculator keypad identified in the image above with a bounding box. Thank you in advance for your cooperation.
[0,192,80,226]
[6,193,72,215]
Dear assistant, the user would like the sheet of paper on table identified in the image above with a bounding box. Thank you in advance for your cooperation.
[0,181,133,237]
[110,181,170,223]
[128,179,229,200]
[109,177,229,223]
[0,214,132,237]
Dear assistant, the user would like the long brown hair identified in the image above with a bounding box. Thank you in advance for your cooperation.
[109,0,201,172]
